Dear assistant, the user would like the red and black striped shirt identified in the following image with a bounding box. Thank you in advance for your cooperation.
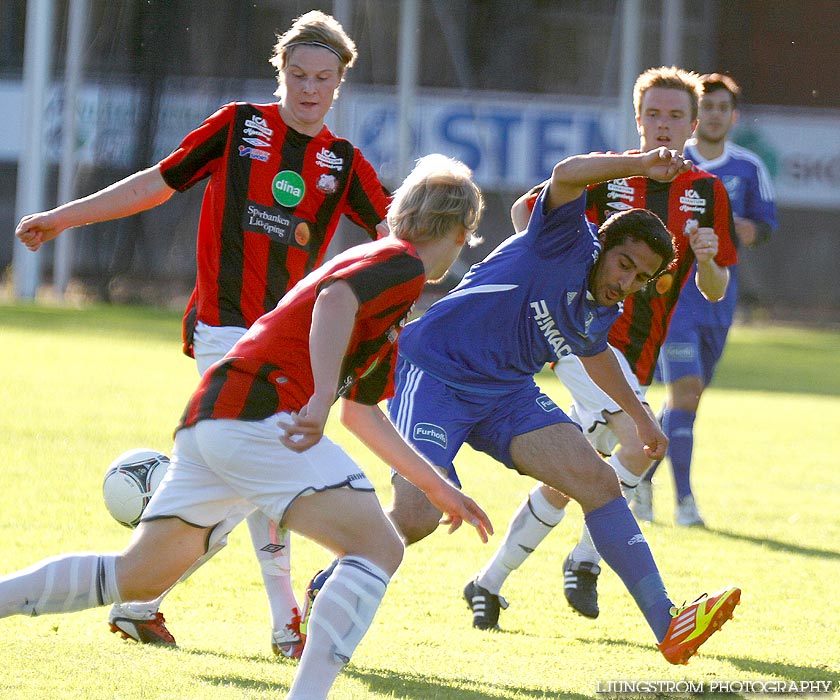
[586,164,737,384]
[177,237,426,429]
[158,102,390,357]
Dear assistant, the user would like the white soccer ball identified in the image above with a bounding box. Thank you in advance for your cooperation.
[102,448,169,528]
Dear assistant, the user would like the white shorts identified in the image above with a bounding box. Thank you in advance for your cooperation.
[143,414,375,529]
[193,321,248,376]
[552,345,648,456]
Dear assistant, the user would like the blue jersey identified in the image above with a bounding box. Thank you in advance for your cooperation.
[676,140,778,327]
[398,189,619,394]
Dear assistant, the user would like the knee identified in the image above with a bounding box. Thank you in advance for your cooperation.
[668,378,703,412]
[363,528,404,576]
[590,459,623,498]
[568,457,623,512]
[388,504,440,545]
[382,533,405,575]
[387,476,444,546]
[115,555,170,602]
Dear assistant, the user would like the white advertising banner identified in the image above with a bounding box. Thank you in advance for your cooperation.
[2,80,838,209]
[734,108,840,209]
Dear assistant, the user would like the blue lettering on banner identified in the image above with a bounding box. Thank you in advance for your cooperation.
[413,422,447,449]
[350,93,614,188]
[440,110,483,172]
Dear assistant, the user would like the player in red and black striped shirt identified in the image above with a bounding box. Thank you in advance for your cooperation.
[16,11,389,653]
[585,155,737,386]
[178,235,431,430]
[0,155,492,700]
[472,67,740,632]
[164,98,389,361]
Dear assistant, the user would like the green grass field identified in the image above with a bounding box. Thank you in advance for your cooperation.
[0,303,838,699]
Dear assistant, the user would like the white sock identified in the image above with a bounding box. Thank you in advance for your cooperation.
[571,455,642,564]
[608,453,642,501]
[476,484,566,595]
[246,510,300,632]
[0,553,120,618]
[287,556,389,700]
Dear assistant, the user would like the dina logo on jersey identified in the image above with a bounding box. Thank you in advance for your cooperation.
[272,171,306,207]
[536,395,559,413]
[413,423,447,448]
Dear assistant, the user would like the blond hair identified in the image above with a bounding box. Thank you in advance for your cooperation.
[388,155,484,247]
[269,11,357,95]
[633,66,703,121]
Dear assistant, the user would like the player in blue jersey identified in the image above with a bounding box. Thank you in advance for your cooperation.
[471,67,739,624]
[308,148,742,665]
[637,73,778,526]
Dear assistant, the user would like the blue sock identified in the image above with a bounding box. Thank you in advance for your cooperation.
[662,408,696,501]
[584,498,673,641]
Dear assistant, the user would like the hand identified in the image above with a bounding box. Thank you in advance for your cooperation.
[642,147,693,183]
[375,219,390,239]
[15,212,64,252]
[636,411,668,461]
[733,216,758,247]
[277,395,332,452]
[427,481,493,543]
[685,219,719,263]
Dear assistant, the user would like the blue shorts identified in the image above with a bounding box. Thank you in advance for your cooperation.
[656,320,730,387]
[387,356,575,486]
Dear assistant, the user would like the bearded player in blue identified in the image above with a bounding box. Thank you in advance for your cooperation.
[355,147,738,665]
[307,148,741,663]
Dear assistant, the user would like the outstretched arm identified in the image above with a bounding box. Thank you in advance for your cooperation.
[340,400,493,542]
[15,165,175,252]
[545,148,691,212]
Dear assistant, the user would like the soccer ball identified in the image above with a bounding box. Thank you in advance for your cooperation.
[102,448,169,528]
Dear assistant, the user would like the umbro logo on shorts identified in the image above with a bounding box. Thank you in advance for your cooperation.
[260,543,286,553]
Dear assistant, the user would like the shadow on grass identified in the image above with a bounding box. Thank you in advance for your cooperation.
[345,666,590,700]
[704,527,840,562]
[573,637,840,695]
[638,519,840,562]
[183,641,839,699]
[725,654,840,684]
[184,647,588,699]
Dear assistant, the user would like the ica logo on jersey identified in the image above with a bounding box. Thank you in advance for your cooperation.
[315,148,344,171]
[679,189,707,214]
